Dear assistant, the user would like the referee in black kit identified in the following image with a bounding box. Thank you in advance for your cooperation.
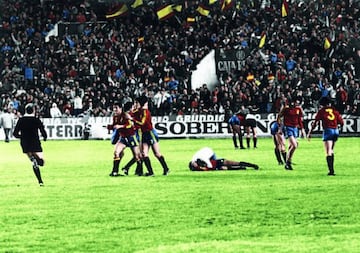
[13,104,48,186]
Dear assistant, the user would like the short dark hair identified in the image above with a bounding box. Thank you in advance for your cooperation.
[319,96,331,106]
[188,161,195,171]
[113,101,122,108]
[137,95,148,106]
[25,103,34,114]
[123,101,133,112]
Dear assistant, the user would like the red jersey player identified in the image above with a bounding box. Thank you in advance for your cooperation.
[109,102,141,177]
[277,97,306,170]
[132,95,170,176]
[307,97,344,175]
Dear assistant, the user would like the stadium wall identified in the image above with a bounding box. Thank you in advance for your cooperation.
[2,114,359,140]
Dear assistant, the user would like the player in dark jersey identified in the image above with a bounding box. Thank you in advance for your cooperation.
[238,105,257,148]
[307,97,344,176]
[228,113,245,149]
[13,104,47,186]
[108,102,141,177]
[270,121,287,165]
[132,95,170,176]
[277,98,305,170]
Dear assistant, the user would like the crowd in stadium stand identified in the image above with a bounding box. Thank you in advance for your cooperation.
[0,0,359,120]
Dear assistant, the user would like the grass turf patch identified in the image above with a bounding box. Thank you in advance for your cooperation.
[0,137,359,252]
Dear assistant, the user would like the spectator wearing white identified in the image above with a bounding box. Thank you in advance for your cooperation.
[50,103,62,118]
[1,108,15,142]
[73,95,83,116]
[153,88,171,116]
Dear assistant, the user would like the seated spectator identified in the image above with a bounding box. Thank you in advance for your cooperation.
[50,103,62,118]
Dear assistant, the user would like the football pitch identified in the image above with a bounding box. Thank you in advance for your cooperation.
[1,137,359,253]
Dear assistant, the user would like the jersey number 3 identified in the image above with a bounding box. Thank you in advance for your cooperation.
[325,108,335,121]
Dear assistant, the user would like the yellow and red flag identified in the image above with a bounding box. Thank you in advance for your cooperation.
[156,4,175,20]
[281,0,289,17]
[173,3,183,13]
[259,32,266,48]
[131,0,143,9]
[186,17,196,23]
[197,4,210,16]
[106,4,129,19]
[221,0,234,11]
[324,37,331,50]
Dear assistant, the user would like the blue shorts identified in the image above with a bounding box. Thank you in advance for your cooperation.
[119,135,139,148]
[228,115,240,125]
[135,129,141,142]
[323,128,339,142]
[284,126,299,138]
[111,128,119,145]
[270,121,282,136]
[142,129,159,145]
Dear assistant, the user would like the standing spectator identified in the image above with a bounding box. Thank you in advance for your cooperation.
[167,76,179,91]
[153,88,171,116]
[73,95,83,116]
[335,86,348,113]
[311,85,322,111]
[1,108,14,142]
[285,56,297,72]
[307,97,344,176]
[13,104,47,186]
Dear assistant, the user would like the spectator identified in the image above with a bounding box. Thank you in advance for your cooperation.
[50,103,62,118]
[73,95,83,116]
[0,0,359,118]
[1,107,14,142]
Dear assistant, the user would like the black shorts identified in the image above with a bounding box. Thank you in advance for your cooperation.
[21,140,43,153]
[245,119,257,128]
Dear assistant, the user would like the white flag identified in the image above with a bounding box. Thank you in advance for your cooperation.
[45,23,59,43]
[90,63,95,76]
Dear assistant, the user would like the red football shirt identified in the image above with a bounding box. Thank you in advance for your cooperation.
[315,106,344,129]
[281,106,304,128]
[117,112,135,137]
[135,108,153,132]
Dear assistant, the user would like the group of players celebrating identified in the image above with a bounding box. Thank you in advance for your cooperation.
[108,95,170,177]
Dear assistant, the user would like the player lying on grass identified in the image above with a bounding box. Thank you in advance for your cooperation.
[188,147,259,171]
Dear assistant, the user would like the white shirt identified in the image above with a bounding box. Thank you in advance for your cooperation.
[1,111,14,129]
[50,106,62,118]
[73,96,83,109]
[246,113,256,120]
[191,147,215,169]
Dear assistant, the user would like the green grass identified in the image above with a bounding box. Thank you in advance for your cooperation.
[1,137,360,253]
